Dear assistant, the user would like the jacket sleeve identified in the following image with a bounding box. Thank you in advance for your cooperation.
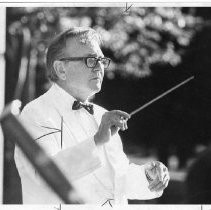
[14,105,101,186]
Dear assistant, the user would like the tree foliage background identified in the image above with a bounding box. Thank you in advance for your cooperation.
[7,7,203,81]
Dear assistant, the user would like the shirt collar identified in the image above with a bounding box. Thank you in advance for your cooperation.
[51,83,76,111]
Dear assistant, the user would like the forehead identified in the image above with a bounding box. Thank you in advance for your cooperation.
[64,37,103,57]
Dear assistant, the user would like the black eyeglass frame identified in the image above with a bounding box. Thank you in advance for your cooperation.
[58,56,111,69]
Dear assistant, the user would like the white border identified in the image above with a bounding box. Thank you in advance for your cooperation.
[1,2,211,209]
[0,204,209,210]
[0,1,211,6]
[0,7,6,205]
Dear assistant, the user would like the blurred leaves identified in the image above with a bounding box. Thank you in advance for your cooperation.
[7,7,204,79]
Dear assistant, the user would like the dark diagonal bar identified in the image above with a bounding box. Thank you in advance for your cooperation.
[0,100,83,204]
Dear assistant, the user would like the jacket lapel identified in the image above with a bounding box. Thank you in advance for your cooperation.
[47,84,88,148]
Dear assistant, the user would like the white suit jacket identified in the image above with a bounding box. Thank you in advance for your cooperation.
[14,83,162,205]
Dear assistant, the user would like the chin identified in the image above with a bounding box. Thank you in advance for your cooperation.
[95,85,102,93]
[88,88,100,99]
[90,83,102,92]
[91,88,101,95]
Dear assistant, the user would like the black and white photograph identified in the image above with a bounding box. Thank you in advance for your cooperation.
[1,4,211,207]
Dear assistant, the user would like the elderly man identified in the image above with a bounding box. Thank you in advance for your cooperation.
[14,27,169,205]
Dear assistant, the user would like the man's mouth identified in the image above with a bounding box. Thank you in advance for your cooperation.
[91,77,101,81]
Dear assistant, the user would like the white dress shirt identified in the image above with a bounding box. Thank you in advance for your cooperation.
[14,83,162,205]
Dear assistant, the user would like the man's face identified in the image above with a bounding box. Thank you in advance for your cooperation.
[62,37,105,99]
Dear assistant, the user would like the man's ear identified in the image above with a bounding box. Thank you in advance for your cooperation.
[53,61,66,80]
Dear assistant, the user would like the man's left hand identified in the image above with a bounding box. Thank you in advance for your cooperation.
[144,161,170,192]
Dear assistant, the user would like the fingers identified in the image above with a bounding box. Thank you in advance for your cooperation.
[149,175,169,192]
[152,161,168,181]
[103,110,131,131]
[149,182,165,192]
[158,163,169,182]
[155,162,164,181]
[112,110,131,120]
[97,110,130,145]
[111,118,127,131]
[148,162,170,192]
[123,119,128,130]
[146,161,156,171]
[144,161,157,180]
[111,119,125,130]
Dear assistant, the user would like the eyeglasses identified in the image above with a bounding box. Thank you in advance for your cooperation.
[59,56,111,69]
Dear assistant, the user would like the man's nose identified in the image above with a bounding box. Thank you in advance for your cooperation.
[93,60,104,71]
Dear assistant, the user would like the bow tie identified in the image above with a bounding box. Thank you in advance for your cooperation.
[72,100,94,115]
